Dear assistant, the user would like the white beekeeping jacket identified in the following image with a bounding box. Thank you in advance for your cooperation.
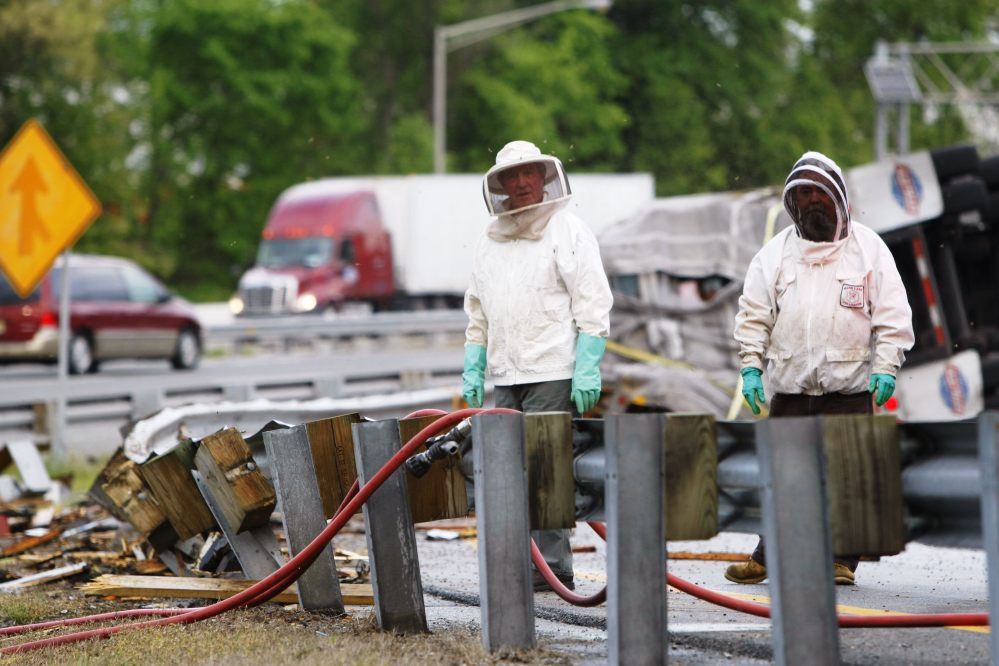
[734,222,914,396]
[464,209,613,386]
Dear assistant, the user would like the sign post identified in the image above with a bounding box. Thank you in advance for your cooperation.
[0,119,102,457]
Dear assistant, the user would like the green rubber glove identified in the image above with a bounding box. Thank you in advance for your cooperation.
[462,344,487,408]
[869,373,896,407]
[571,333,606,414]
[741,367,766,415]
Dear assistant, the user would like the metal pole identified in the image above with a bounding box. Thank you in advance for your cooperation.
[875,105,888,160]
[897,103,910,155]
[976,412,999,665]
[472,412,535,652]
[756,416,840,666]
[606,413,667,665]
[352,419,428,633]
[53,250,71,459]
[432,26,447,174]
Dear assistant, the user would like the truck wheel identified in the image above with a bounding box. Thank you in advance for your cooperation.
[942,177,989,215]
[68,332,96,375]
[931,145,980,183]
[171,328,201,370]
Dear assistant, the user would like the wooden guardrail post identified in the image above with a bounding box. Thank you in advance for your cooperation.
[401,415,469,523]
[524,412,574,530]
[976,411,999,664]
[756,416,839,666]
[472,412,534,652]
[302,413,362,518]
[352,419,428,633]
[264,425,344,613]
[194,428,276,533]
[606,413,667,666]
[140,439,215,541]
[823,414,904,556]
[664,413,718,540]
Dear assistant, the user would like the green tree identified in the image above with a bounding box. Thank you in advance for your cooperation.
[449,10,628,174]
[136,0,366,295]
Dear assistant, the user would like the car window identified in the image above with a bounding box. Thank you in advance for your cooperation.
[122,265,168,303]
[0,275,39,304]
[53,266,129,302]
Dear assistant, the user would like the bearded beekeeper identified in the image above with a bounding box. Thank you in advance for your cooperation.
[461,140,613,592]
[725,150,914,587]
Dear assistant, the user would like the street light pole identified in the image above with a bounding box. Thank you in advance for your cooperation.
[432,0,612,173]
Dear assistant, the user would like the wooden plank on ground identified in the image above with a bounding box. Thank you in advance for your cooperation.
[664,413,718,540]
[79,575,373,605]
[524,412,574,530]
[194,428,275,533]
[303,413,362,518]
[141,439,215,540]
[823,414,904,556]
[0,562,88,591]
[401,416,469,523]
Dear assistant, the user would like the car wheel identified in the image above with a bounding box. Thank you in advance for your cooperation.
[68,332,95,375]
[171,328,201,370]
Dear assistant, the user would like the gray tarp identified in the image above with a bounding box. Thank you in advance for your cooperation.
[598,188,793,416]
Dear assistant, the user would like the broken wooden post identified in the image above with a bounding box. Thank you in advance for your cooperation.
[264,425,344,613]
[352,418,427,633]
[756,416,839,666]
[524,412,574,530]
[140,439,215,540]
[303,413,362,518]
[605,413,667,666]
[401,415,469,523]
[99,453,170,540]
[822,414,904,556]
[194,427,276,532]
[664,413,718,540]
[472,411,534,652]
[191,470,282,580]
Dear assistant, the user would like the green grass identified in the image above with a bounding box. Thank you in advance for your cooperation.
[0,606,573,665]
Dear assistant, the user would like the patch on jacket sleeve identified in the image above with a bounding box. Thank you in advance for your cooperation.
[839,283,865,309]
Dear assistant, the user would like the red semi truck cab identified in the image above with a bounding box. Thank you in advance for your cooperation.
[230,191,394,316]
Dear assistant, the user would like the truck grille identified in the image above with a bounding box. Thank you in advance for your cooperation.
[243,286,289,314]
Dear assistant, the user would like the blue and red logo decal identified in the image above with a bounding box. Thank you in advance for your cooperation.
[939,363,968,415]
[891,163,923,216]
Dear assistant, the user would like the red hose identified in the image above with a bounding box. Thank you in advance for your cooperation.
[587,521,988,627]
[403,408,449,419]
[530,539,606,607]
[2,408,511,656]
[0,609,187,637]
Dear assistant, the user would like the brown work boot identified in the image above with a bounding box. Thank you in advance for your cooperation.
[724,558,767,584]
[833,562,855,586]
[532,569,575,592]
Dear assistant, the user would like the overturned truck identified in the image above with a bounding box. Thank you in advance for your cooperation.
[599,145,999,422]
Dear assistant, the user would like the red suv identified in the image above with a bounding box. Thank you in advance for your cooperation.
[0,254,202,374]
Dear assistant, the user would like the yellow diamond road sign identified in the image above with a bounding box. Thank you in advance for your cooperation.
[0,119,101,297]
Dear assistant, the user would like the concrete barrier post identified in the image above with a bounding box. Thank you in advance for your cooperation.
[976,411,999,664]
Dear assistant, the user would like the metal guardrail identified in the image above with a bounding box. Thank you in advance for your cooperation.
[203,309,469,344]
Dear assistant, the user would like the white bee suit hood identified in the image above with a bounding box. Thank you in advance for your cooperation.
[483,141,572,241]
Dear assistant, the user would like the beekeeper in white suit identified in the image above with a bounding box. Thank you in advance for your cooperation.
[462,140,613,592]
[726,150,914,586]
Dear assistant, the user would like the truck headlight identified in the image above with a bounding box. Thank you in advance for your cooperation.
[229,295,244,315]
[295,293,318,312]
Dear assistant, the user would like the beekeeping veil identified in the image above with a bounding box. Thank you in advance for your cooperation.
[782,151,851,242]
[482,140,571,241]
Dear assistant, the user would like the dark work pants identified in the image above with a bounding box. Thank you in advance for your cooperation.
[494,379,575,577]
[750,391,873,572]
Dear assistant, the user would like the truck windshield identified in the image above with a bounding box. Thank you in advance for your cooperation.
[257,237,334,269]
